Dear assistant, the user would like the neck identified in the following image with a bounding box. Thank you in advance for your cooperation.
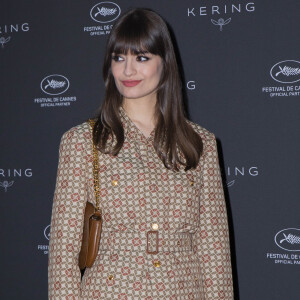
[122,96,157,127]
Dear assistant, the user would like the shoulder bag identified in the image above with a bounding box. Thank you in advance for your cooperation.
[78,119,103,271]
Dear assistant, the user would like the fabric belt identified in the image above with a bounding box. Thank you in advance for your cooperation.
[98,230,193,253]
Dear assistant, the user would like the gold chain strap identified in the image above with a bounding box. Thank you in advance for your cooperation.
[88,119,101,213]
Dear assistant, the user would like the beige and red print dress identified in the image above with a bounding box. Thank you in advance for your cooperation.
[48,106,234,299]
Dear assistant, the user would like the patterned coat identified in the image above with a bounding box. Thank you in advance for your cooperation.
[48,106,234,299]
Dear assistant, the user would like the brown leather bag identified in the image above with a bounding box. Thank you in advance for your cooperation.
[78,119,102,271]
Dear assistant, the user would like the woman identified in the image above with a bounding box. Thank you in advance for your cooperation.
[48,8,234,300]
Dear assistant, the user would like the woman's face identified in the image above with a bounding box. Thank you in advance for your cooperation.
[111,51,163,102]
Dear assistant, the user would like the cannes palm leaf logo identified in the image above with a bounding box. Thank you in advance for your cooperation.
[94,6,117,17]
[44,79,66,90]
[270,60,300,83]
[41,75,70,95]
[90,2,121,23]
[275,66,300,77]
[275,228,300,251]
[280,233,300,245]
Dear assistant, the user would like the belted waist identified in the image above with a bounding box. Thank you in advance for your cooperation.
[98,230,193,253]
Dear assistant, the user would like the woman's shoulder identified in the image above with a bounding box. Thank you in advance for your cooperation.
[186,119,215,141]
[59,121,92,145]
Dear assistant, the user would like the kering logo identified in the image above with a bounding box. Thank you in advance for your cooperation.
[223,166,259,187]
[0,181,14,192]
[211,18,231,31]
[187,2,255,31]
[0,168,33,192]
[0,23,30,33]
[275,228,300,252]
[0,23,30,49]
[41,74,70,95]
[270,60,300,84]
[90,2,121,23]
[0,168,33,177]
[187,81,196,90]
[0,36,11,48]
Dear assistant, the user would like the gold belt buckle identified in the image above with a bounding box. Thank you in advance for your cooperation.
[146,230,159,254]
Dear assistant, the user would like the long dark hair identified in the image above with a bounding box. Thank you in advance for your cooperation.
[93,8,203,172]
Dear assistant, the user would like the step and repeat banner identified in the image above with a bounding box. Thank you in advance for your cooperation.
[1,1,300,299]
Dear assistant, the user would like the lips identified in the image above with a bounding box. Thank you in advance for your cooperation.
[121,80,142,87]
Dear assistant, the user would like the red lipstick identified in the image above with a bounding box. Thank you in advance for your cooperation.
[121,80,142,87]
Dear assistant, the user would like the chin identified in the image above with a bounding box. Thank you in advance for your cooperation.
[120,92,145,99]
[122,95,143,100]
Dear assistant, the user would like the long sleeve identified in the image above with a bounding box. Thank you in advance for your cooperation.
[48,126,89,299]
[196,134,234,299]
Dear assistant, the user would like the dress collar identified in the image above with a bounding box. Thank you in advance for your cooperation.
[118,105,155,144]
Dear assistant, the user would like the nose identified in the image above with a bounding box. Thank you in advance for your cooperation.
[123,57,137,77]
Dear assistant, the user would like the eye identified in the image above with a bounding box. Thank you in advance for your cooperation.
[136,55,150,62]
[112,55,124,62]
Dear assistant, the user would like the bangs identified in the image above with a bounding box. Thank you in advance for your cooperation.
[109,13,162,56]
[111,38,151,56]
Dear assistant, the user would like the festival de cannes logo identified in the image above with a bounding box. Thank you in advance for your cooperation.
[37,225,50,254]
[40,74,70,95]
[275,228,300,252]
[90,2,121,23]
[44,225,50,240]
[270,60,300,84]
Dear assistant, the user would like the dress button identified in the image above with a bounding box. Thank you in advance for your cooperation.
[112,180,118,186]
[189,180,194,186]
[108,274,114,280]
[151,223,159,230]
[153,260,161,267]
